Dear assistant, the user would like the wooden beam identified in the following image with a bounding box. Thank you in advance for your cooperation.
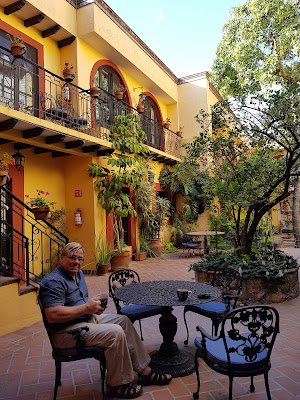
[14,142,32,150]
[97,148,115,157]
[52,151,71,158]
[42,25,61,38]
[65,140,84,149]
[58,36,76,48]
[82,144,100,153]
[4,0,26,15]
[34,147,51,154]
[0,118,18,132]
[23,127,44,139]
[0,138,13,145]
[24,13,45,27]
[46,134,65,144]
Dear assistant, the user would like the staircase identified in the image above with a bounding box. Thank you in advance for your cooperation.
[0,186,69,336]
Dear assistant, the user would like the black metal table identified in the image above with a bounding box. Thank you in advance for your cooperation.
[115,280,220,377]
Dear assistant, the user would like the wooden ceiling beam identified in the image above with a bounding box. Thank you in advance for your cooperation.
[52,151,71,158]
[23,127,44,139]
[46,134,65,144]
[14,142,33,150]
[0,118,18,132]
[0,138,13,145]
[58,36,76,48]
[34,147,51,154]
[42,25,61,38]
[4,0,26,15]
[65,140,84,149]
[97,148,115,157]
[24,13,45,27]
[82,144,100,153]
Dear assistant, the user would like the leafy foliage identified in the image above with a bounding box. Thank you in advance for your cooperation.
[88,114,149,251]
[190,245,298,280]
[162,241,178,254]
[211,0,300,99]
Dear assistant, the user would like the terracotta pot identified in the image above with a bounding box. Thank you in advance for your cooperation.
[96,263,109,276]
[31,207,49,221]
[134,251,147,261]
[114,91,124,100]
[0,171,8,187]
[164,123,170,129]
[90,87,100,98]
[137,105,144,113]
[11,43,26,58]
[63,69,74,83]
[177,131,183,138]
[110,252,131,271]
[150,238,163,254]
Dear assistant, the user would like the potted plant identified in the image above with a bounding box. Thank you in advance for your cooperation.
[134,234,148,261]
[136,98,144,113]
[62,62,75,82]
[88,113,149,270]
[0,153,15,186]
[176,125,184,138]
[26,190,56,220]
[94,232,113,275]
[163,118,171,129]
[89,86,100,99]
[6,34,26,58]
[114,83,126,100]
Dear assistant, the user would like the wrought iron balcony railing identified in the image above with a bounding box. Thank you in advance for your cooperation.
[0,45,181,158]
[0,185,69,287]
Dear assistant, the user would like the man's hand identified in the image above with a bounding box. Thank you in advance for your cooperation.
[85,297,106,315]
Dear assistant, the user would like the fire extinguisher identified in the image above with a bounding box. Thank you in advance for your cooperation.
[63,84,71,102]
[74,208,82,226]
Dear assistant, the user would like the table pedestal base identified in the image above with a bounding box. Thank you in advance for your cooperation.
[149,349,194,377]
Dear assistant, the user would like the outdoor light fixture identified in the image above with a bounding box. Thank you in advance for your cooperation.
[12,151,25,171]
[133,86,147,102]
[148,172,155,185]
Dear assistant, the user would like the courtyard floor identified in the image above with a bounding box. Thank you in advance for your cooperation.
[0,249,299,400]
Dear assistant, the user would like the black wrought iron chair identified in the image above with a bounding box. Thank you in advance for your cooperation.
[38,293,106,400]
[193,305,280,400]
[183,267,242,344]
[179,234,202,257]
[108,269,164,340]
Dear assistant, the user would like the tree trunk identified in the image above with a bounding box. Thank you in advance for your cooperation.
[292,178,300,247]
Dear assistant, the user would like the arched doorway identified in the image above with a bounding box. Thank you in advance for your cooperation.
[141,94,164,151]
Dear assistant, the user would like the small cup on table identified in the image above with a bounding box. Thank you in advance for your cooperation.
[97,292,108,308]
[177,289,192,301]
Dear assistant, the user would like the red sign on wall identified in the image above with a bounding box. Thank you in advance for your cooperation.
[75,189,82,197]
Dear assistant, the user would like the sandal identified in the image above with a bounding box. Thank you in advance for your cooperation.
[138,369,173,386]
[106,382,143,399]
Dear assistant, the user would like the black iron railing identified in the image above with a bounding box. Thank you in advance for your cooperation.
[0,45,181,157]
[0,186,69,287]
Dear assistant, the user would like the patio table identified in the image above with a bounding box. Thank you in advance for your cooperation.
[186,231,225,253]
[115,280,220,377]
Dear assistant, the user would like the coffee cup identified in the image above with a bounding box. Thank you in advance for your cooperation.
[97,293,108,308]
[177,289,192,301]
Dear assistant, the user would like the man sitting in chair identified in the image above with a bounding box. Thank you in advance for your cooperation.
[39,242,172,399]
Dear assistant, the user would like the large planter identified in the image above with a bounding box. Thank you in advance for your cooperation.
[110,252,131,271]
[0,171,8,186]
[31,207,49,221]
[96,263,110,276]
[150,238,163,254]
[134,251,147,261]
[11,43,26,58]
[195,268,299,304]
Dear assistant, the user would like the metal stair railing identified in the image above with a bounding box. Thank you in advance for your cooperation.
[0,186,69,287]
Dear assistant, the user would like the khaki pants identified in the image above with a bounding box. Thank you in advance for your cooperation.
[53,314,151,387]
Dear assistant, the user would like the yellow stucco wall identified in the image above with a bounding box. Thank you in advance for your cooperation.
[0,283,41,336]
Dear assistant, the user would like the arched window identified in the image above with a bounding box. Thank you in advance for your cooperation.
[141,95,164,150]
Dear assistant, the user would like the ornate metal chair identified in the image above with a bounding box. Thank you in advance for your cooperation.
[108,269,164,340]
[38,293,106,400]
[193,305,279,400]
[179,234,202,257]
[183,267,242,344]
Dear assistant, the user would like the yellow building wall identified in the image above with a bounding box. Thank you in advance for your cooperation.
[0,283,41,336]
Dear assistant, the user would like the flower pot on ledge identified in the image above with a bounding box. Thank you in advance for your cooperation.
[90,87,100,99]
[0,171,8,186]
[11,43,26,58]
[31,207,49,221]
[114,91,124,100]
[63,69,75,83]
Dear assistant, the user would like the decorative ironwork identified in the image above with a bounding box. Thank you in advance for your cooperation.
[0,186,68,287]
[0,45,181,157]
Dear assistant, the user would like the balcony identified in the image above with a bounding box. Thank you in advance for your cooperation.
[0,46,181,160]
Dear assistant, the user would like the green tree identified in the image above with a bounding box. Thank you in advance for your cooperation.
[189,84,300,254]
[211,0,300,99]
[88,114,149,251]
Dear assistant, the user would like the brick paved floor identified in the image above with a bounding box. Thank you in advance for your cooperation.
[0,250,299,399]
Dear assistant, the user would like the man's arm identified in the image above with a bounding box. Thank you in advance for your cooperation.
[45,297,104,323]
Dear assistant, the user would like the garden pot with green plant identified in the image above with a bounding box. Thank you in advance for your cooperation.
[94,232,113,275]
[88,113,149,270]
[26,190,56,221]
[6,34,26,58]
[134,234,148,261]
[0,152,15,186]
[114,83,126,100]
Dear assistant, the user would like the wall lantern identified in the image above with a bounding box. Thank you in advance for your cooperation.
[148,172,155,185]
[12,151,25,171]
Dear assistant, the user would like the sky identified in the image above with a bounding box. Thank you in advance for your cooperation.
[104,0,243,78]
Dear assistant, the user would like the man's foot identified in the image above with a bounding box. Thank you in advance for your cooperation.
[106,382,143,399]
[138,367,172,386]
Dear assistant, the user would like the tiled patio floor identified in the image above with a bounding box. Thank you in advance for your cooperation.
[0,249,299,399]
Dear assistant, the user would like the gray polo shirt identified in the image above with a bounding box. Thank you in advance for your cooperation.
[39,264,93,331]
